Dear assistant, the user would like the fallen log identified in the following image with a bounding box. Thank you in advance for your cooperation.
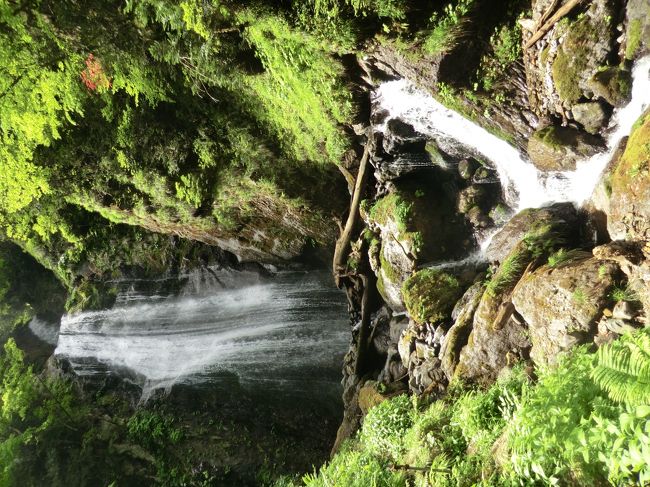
[333,143,371,288]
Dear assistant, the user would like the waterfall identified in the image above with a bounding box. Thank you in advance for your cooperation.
[55,269,348,399]
[373,55,650,211]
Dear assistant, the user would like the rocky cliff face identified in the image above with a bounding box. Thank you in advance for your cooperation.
[333,0,650,447]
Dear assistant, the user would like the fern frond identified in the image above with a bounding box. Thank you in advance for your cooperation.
[592,328,650,405]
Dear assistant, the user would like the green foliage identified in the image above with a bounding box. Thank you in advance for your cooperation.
[308,330,650,486]
[307,370,528,487]
[547,248,586,268]
[0,7,84,214]
[359,394,413,459]
[609,284,639,302]
[370,193,412,232]
[402,269,462,324]
[127,409,183,451]
[572,287,587,305]
[506,335,650,486]
[303,442,406,487]
[592,328,650,405]
[423,0,476,55]
[240,10,351,165]
[507,349,605,484]
[308,0,407,20]
[485,249,525,298]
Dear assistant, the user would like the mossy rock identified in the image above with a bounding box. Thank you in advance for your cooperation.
[587,67,632,108]
[401,268,462,324]
[368,173,470,264]
[625,0,650,60]
[369,173,470,310]
[608,110,650,239]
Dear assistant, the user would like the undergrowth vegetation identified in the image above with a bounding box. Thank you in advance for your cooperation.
[295,328,650,486]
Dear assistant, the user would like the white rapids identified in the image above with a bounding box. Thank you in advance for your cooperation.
[54,269,348,398]
[373,55,650,211]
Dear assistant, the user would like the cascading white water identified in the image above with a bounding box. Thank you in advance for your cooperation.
[373,56,650,211]
[55,269,348,399]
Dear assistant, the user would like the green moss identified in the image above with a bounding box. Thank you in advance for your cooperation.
[552,49,581,103]
[626,18,643,60]
[369,193,412,232]
[379,250,401,285]
[552,16,602,104]
[401,268,462,324]
[531,126,564,149]
[613,111,650,185]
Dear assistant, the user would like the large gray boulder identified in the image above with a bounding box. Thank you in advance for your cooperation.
[511,258,620,365]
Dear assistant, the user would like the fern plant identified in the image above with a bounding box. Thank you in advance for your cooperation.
[592,328,650,405]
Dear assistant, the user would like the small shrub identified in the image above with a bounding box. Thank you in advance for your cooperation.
[609,284,639,303]
[547,248,589,268]
[360,393,414,459]
[485,250,525,297]
[423,0,475,55]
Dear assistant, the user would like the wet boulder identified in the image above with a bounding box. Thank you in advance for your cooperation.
[455,242,534,383]
[457,185,488,214]
[458,158,479,180]
[439,281,483,380]
[382,118,427,154]
[527,125,605,171]
[511,257,621,365]
[485,203,579,264]
[593,241,650,319]
[571,101,610,135]
[549,0,616,107]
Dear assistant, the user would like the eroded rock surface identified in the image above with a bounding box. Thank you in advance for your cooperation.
[512,258,620,364]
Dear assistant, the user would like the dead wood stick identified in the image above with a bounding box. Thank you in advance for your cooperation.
[391,464,452,474]
[535,0,560,31]
[524,0,586,49]
[333,144,371,287]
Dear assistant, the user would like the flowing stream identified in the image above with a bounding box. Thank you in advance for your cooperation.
[53,268,349,399]
[374,56,650,211]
